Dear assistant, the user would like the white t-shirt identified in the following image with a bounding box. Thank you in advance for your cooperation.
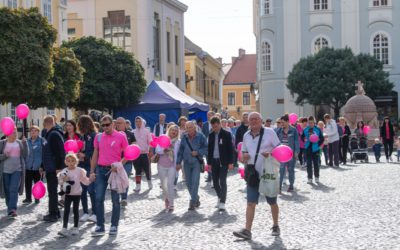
[242,127,280,175]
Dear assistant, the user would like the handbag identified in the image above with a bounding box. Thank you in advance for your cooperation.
[244,128,264,188]
[259,157,280,197]
[184,136,205,173]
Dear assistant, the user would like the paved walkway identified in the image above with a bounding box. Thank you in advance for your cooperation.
[1,156,399,249]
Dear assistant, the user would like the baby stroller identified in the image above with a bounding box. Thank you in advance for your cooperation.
[349,136,369,163]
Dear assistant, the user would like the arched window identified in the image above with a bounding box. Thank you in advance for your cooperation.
[261,41,271,72]
[262,0,272,15]
[373,33,389,65]
[313,36,329,53]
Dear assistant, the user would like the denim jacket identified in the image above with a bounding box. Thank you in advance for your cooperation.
[177,132,208,166]
[25,137,43,171]
[275,126,300,155]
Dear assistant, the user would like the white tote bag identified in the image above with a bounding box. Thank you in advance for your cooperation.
[259,157,280,197]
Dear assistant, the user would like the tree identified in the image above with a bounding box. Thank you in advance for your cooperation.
[287,47,393,118]
[0,8,57,108]
[62,37,147,112]
[48,47,84,108]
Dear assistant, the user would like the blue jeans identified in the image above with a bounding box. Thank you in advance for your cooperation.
[279,159,295,189]
[95,166,120,230]
[183,162,200,204]
[3,171,21,213]
[81,182,96,215]
[120,162,132,200]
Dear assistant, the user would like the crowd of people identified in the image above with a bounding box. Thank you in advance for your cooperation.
[0,111,397,240]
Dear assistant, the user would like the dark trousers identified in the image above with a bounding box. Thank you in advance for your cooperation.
[383,139,394,159]
[328,140,340,166]
[133,154,151,183]
[46,172,59,217]
[306,147,320,179]
[339,138,349,164]
[63,195,80,228]
[211,158,228,203]
[375,152,381,162]
[298,148,306,165]
[25,170,40,201]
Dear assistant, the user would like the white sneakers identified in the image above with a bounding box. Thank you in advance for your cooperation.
[58,227,79,237]
[148,181,153,190]
[215,201,220,208]
[315,178,320,183]
[134,184,141,192]
[307,179,312,184]
[219,203,226,211]
[88,214,97,223]
[71,227,79,235]
[80,213,89,222]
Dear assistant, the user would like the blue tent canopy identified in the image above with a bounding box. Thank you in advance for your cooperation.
[114,80,209,130]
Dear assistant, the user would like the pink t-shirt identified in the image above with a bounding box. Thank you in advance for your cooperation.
[386,124,390,139]
[58,167,90,195]
[94,130,129,166]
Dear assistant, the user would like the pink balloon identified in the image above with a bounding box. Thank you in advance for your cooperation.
[289,113,298,125]
[16,104,30,120]
[309,134,319,143]
[77,140,84,150]
[238,151,243,161]
[124,144,141,160]
[271,145,294,163]
[158,135,171,148]
[64,140,79,153]
[32,181,46,199]
[363,126,371,135]
[150,137,159,148]
[0,117,15,136]
[238,167,245,179]
[151,133,156,140]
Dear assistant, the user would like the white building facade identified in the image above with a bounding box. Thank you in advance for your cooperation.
[254,0,400,120]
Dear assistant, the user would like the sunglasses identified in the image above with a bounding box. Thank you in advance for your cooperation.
[101,123,112,128]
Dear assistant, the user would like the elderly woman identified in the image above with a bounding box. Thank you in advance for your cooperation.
[0,127,28,218]
[176,121,208,211]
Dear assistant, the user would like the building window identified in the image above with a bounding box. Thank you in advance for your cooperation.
[261,41,271,72]
[167,32,171,63]
[42,0,52,23]
[10,104,16,121]
[103,11,131,50]
[228,92,235,106]
[262,0,272,15]
[373,0,388,6]
[7,0,17,8]
[67,28,76,35]
[314,36,329,53]
[153,13,161,77]
[373,33,389,65]
[314,0,328,10]
[243,92,250,105]
[175,35,179,65]
[47,108,55,116]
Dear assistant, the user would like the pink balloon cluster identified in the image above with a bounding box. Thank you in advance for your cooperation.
[271,145,294,163]
[289,113,298,125]
[309,134,319,143]
[0,117,15,136]
[363,125,371,135]
[32,181,46,200]
[150,133,159,148]
[124,144,141,160]
[64,140,79,153]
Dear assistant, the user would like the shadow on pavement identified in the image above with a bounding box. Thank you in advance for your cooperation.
[0,216,16,230]
[249,236,287,250]
[208,210,237,228]
[311,182,335,193]
[278,191,309,203]
[178,210,207,226]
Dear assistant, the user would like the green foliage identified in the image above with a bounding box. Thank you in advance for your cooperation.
[48,47,84,108]
[287,47,393,117]
[0,7,57,108]
[62,36,147,111]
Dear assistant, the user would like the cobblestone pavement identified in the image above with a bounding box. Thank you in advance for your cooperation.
[1,155,400,249]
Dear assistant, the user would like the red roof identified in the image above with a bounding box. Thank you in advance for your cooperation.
[224,54,256,85]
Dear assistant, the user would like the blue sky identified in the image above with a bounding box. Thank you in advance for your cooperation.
[180,0,256,64]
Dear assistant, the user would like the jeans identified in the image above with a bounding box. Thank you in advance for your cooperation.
[306,147,320,179]
[46,172,59,217]
[279,159,295,189]
[81,163,96,215]
[157,165,176,208]
[328,140,340,166]
[63,195,80,228]
[95,166,120,230]
[211,159,228,203]
[183,161,201,204]
[120,162,132,200]
[25,170,40,201]
[3,171,21,213]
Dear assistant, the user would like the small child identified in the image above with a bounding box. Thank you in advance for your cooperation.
[58,153,95,237]
[396,136,400,162]
[372,138,382,163]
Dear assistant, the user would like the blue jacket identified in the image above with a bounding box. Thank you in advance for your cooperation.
[202,121,211,139]
[79,132,97,170]
[42,127,65,173]
[372,143,382,154]
[275,126,300,155]
[25,137,43,171]
[177,132,208,166]
[303,126,324,153]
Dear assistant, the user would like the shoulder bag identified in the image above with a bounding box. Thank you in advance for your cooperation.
[184,136,205,173]
[244,128,264,188]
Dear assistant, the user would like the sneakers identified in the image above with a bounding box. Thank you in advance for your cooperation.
[188,202,195,211]
[219,202,226,211]
[389,156,393,162]
[307,179,312,184]
[121,199,128,207]
[71,227,79,236]
[215,200,220,208]
[91,226,105,237]
[134,184,141,192]
[195,200,201,208]
[8,211,17,219]
[148,181,153,190]
[233,228,252,240]
[43,214,59,223]
[58,228,69,237]
[315,178,320,183]
[80,213,90,222]
[271,225,280,236]
[287,186,294,192]
[22,199,32,204]
[88,214,97,223]
[109,226,118,235]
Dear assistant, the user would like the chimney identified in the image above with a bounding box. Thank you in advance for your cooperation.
[216,57,223,64]
[232,56,238,64]
[239,48,246,57]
